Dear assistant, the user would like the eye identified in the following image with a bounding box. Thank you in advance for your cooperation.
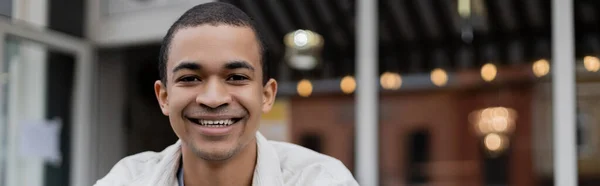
[227,74,249,82]
[177,76,201,82]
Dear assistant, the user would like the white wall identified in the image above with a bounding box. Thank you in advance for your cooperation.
[12,0,47,28]
[86,0,214,47]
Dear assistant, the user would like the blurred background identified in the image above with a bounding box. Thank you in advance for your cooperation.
[0,0,599,185]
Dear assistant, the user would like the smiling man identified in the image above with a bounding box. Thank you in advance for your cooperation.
[94,2,358,186]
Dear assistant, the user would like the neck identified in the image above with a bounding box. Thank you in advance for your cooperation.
[181,138,257,186]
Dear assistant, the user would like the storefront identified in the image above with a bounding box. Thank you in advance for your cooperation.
[0,0,587,185]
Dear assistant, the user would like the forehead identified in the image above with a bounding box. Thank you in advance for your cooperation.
[167,25,261,71]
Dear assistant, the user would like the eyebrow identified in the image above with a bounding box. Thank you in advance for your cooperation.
[171,60,255,74]
[172,62,202,73]
[224,60,255,72]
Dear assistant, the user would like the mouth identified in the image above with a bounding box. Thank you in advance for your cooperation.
[186,117,243,127]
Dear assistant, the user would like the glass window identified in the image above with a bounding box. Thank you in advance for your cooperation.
[1,34,77,186]
[377,0,556,185]
[575,1,600,184]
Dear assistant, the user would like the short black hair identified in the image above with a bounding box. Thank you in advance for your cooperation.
[158,2,269,85]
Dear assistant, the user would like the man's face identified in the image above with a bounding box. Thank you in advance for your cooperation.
[154,25,277,161]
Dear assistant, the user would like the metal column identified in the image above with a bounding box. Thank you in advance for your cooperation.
[0,23,5,186]
[355,0,378,185]
[551,0,578,185]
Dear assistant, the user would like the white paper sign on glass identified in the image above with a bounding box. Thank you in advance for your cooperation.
[18,118,62,166]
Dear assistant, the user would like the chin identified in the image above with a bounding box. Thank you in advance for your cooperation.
[190,140,241,161]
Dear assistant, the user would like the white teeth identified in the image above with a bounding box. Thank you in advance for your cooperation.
[198,119,235,126]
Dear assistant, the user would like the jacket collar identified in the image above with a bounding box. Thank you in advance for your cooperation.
[252,132,285,186]
[130,139,181,186]
[132,132,284,186]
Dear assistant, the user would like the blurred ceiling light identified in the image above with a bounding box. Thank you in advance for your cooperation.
[484,133,502,151]
[296,79,313,97]
[471,106,515,155]
[470,107,517,135]
[285,30,323,49]
[480,63,497,82]
[532,59,550,77]
[293,30,309,47]
[459,0,487,18]
[284,30,324,71]
[380,72,402,90]
[492,106,509,117]
[430,68,448,87]
[475,108,494,134]
[484,133,508,152]
[584,56,600,72]
[288,55,317,70]
[340,75,356,94]
[491,117,509,132]
[458,0,471,18]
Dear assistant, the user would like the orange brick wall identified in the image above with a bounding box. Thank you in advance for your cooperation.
[289,84,536,186]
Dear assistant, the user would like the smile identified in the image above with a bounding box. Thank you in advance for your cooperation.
[187,117,242,127]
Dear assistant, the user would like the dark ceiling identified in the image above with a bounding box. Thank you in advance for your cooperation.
[221,0,599,82]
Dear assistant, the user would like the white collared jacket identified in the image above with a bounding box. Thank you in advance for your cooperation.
[94,132,359,186]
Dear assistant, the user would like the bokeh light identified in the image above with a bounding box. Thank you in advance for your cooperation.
[430,68,448,87]
[532,59,550,77]
[481,63,497,82]
[584,56,600,72]
[297,79,313,97]
[380,72,402,90]
[340,76,356,94]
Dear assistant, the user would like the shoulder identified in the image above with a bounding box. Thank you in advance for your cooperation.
[94,144,178,186]
[268,141,359,186]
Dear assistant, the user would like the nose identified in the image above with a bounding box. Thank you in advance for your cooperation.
[195,78,232,109]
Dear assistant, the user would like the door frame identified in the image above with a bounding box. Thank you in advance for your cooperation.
[0,19,96,186]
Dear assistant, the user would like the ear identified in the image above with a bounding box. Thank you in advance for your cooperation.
[154,80,170,116]
[262,78,278,113]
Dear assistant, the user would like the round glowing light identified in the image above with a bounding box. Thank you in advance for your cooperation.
[472,107,518,136]
[430,68,448,87]
[484,133,504,151]
[340,76,356,94]
[474,107,518,134]
[380,72,402,90]
[297,79,313,97]
[584,56,600,72]
[491,117,509,132]
[492,107,509,117]
[480,63,497,82]
[532,59,550,77]
[480,108,493,119]
[477,119,492,134]
[293,30,309,47]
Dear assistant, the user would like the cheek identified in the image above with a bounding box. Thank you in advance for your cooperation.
[167,88,196,115]
[230,87,263,111]
[167,89,195,137]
